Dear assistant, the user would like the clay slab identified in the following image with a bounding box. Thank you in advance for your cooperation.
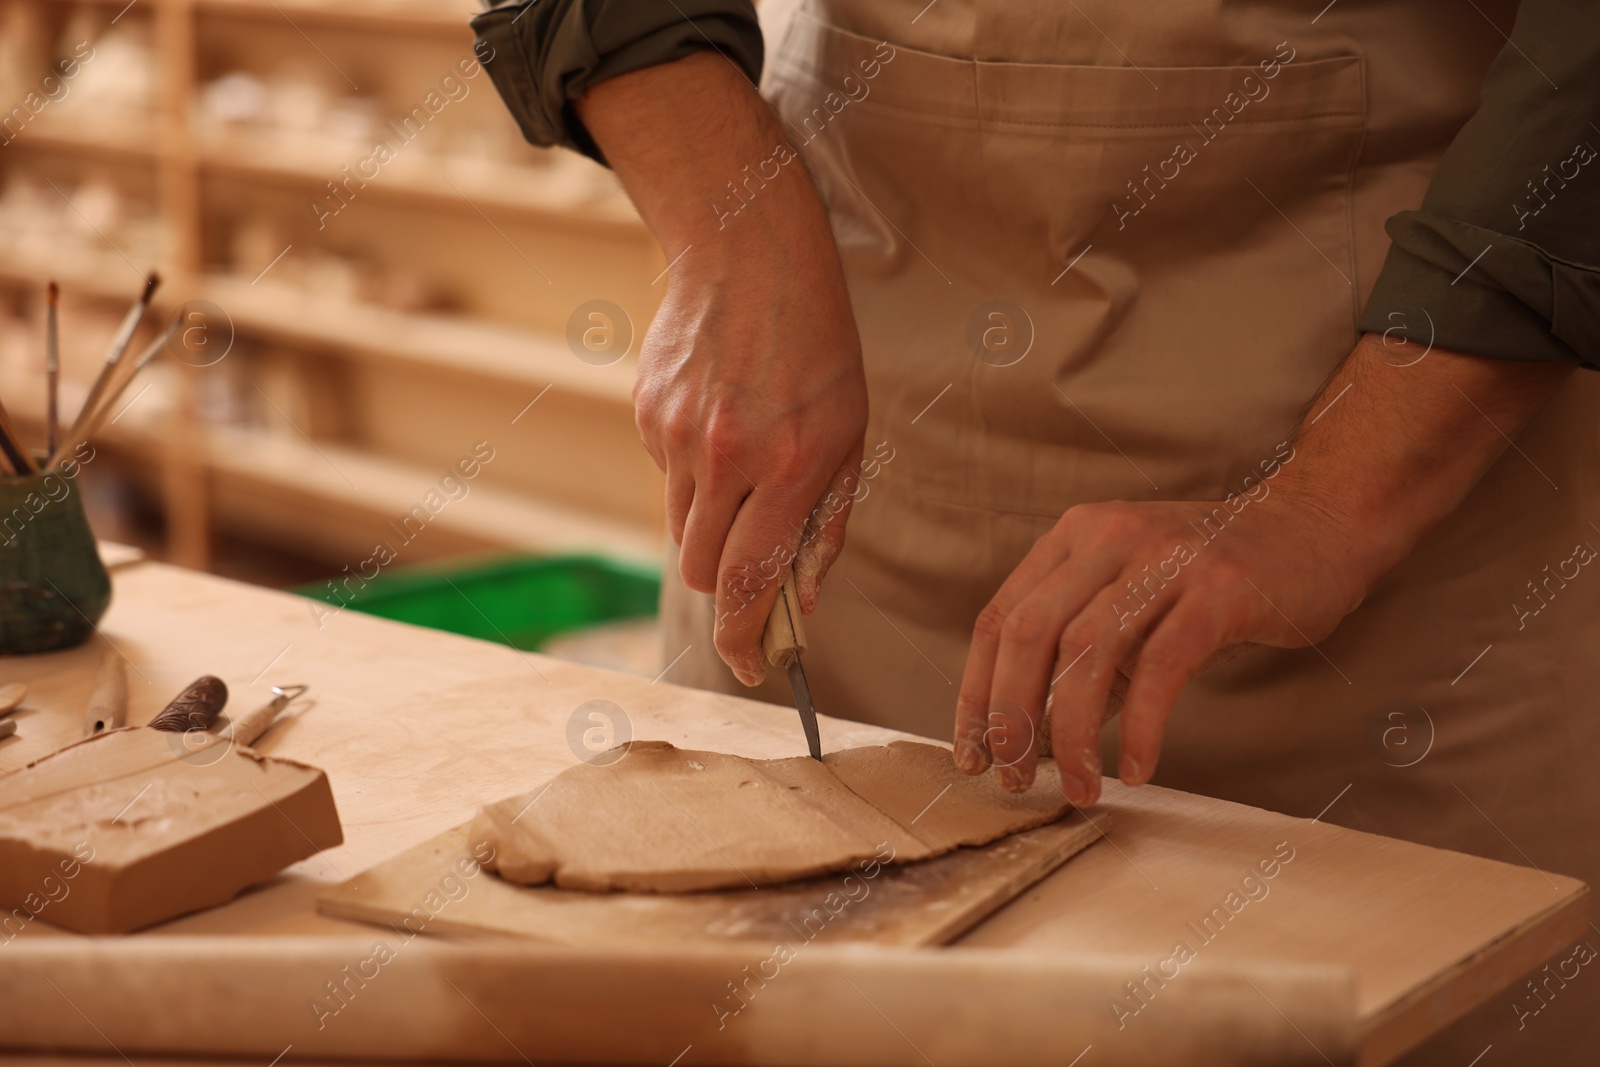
[475,739,1072,892]
[0,727,343,933]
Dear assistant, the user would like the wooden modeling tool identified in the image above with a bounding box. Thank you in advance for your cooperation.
[225,684,306,748]
[45,280,59,455]
[0,682,25,716]
[763,565,822,760]
[82,648,128,736]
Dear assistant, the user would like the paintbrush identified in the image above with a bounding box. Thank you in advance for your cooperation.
[46,281,59,456]
[46,315,179,470]
[63,272,159,449]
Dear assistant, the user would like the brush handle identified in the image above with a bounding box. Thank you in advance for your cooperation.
[68,295,148,437]
[47,318,178,470]
[46,290,59,455]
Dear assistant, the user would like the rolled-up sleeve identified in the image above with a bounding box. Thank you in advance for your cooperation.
[470,0,764,164]
[1358,0,1600,369]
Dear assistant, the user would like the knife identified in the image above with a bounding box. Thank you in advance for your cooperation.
[762,565,823,761]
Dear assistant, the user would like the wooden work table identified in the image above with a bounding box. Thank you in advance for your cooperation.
[0,560,1586,1067]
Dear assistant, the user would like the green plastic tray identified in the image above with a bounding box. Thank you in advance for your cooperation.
[294,554,660,651]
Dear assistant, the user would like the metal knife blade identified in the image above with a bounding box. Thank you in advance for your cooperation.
[764,565,824,761]
[786,654,823,762]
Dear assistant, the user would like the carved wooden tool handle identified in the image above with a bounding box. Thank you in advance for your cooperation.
[147,675,229,732]
[229,684,307,748]
[83,649,128,737]
[761,566,808,670]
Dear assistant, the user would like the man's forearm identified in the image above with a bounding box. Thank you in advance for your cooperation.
[576,52,831,261]
[1274,333,1573,595]
[572,50,869,683]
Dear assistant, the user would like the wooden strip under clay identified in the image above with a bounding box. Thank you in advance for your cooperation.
[472,740,1076,893]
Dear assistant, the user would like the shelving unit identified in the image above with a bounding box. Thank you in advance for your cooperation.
[0,0,666,575]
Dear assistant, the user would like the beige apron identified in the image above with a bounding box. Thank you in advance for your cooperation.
[661,2,1599,1058]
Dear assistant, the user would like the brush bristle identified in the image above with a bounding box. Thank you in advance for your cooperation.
[47,280,58,304]
[142,272,161,300]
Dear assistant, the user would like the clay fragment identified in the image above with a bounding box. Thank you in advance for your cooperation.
[474,739,1072,893]
[827,740,1072,851]
[0,682,24,715]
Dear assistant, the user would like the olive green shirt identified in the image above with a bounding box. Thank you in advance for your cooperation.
[470,0,762,163]
[471,0,1597,369]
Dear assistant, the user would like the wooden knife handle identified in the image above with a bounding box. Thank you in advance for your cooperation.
[82,649,128,736]
[147,675,229,732]
[761,567,808,669]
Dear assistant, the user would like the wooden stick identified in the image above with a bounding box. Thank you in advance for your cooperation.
[63,272,158,448]
[47,316,178,470]
[45,280,59,456]
[82,647,128,737]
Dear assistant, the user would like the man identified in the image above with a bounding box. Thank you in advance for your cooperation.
[473,1,1598,1059]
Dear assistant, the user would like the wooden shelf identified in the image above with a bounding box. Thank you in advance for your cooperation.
[204,273,637,406]
[2,0,665,573]
[195,0,481,34]
[0,370,657,564]
[201,425,661,565]
[0,253,635,407]
[10,110,166,159]
[55,0,479,36]
[196,129,643,232]
[0,247,164,303]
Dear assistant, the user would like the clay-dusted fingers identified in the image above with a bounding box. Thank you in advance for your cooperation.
[952,531,1075,775]
[1116,595,1235,785]
[1049,581,1171,806]
[711,480,827,685]
[985,553,1121,791]
[793,448,865,614]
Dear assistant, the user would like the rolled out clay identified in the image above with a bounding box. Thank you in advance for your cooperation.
[473,740,1072,893]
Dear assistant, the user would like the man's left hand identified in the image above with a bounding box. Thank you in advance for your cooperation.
[952,333,1572,805]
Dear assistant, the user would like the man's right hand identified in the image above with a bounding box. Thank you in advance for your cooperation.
[577,52,868,685]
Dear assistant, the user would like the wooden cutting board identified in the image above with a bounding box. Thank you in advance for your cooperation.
[318,811,1109,948]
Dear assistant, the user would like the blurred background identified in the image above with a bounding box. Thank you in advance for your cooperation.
[0,0,713,674]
